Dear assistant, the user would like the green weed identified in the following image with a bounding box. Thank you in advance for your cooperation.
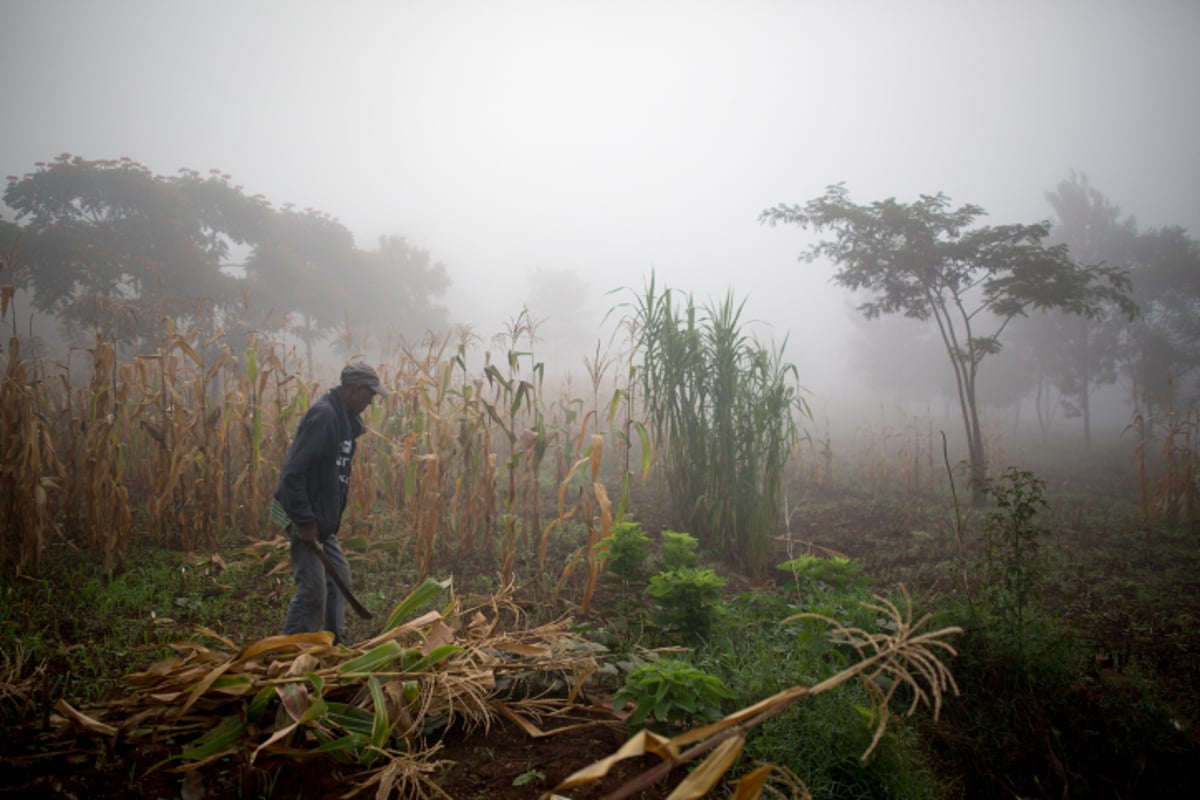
[612,656,733,733]
[645,566,727,641]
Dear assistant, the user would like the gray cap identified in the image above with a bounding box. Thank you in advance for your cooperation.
[340,362,388,396]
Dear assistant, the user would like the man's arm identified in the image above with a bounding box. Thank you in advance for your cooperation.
[277,405,335,539]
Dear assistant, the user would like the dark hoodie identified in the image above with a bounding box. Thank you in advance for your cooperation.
[273,388,365,539]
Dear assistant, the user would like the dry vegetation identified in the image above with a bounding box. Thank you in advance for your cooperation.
[2,300,1198,798]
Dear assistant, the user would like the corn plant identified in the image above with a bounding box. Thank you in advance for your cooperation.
[1130,404,1198,528]
[545,434,614,615]
[0,336,64,574]
[82,333,132,572]
[0,306,627,617]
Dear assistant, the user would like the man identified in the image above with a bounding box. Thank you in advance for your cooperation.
[272,361,386,644]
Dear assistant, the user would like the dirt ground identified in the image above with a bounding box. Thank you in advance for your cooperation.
[3,712,680,799]
[3,461,1198,799]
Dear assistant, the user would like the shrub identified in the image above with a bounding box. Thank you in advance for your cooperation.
[611,657,733,732]
[777,554,866,595]
[599,520,651,588]
[975,466,1050,653]
[658,529,698,571]
[646,566,727,641]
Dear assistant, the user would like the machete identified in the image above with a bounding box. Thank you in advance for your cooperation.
[310,541,373,620]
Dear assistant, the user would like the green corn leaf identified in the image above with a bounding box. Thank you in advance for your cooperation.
[338,640,415,675]
[632,420,652,479]
[510,380,530,416]
[363,676,391,766]
[310,731,368,762]
[383,577,451,631]
[402,680,419,708]
[483,364,510,391]
[403,644,462,673]
[246,685,276,725]
[245,340,258,385]
[178,715,245,762]
[323,702,376,737]
[482,400,514,441]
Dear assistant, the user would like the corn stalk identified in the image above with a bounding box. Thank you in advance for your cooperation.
[0,337,64,574]
[545,588,961,799]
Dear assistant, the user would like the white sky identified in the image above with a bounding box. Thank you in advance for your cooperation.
[3,0,1198,411]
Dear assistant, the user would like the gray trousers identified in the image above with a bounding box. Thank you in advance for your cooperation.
[282,531,350,645]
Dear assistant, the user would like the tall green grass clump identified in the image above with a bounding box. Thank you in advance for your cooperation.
[617,274,808,578]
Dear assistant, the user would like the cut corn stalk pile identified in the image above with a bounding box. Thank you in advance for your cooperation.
[29,582,961,800]
[38,579,620,799]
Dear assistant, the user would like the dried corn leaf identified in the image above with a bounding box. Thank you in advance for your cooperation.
[548,729,680,793]
[54,699,117,737]
[729,765,777,800]
[666,735,744,799]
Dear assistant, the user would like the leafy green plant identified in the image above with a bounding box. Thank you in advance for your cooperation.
[611,657,734,732]
[512,767,545,787]
[975,466,1049,650]
[646,566,727,641]
[658,529,698,571]
[599,520,651,587]
[777,554,866,594]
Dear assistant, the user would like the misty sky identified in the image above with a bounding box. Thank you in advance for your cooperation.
[3,0,1198,407]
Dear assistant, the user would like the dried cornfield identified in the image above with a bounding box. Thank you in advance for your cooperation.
[0,318,636,611]
[1129,404,1200,528]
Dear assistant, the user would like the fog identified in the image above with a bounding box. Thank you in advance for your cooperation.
[3,0,1198,431]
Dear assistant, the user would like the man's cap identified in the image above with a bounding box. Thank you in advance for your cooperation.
[340,362,388,396]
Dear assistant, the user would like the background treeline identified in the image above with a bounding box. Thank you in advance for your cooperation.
[3,156,1199,456]
[1,154,452,372]
[845,173,1200,447]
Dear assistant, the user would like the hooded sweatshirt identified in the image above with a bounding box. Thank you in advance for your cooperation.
[274,388,365,538]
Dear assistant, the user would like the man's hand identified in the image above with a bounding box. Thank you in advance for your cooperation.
[295,525,319,543]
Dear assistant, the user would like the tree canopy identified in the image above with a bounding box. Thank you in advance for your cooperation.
[3,155,270,345]
[2,154,454,362]
[762,184,1136,490]
[1027,174,1200,444]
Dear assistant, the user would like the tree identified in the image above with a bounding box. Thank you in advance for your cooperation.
[356,235,451,348]
[242,206,359,374]
[762,184,1136,495]
[1122,225,1200,412]
[1039,175,1200,440]
[522,267,600,372]
[3,154,269,350]
[4,155,458,371]
[1038,173,1139,447]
